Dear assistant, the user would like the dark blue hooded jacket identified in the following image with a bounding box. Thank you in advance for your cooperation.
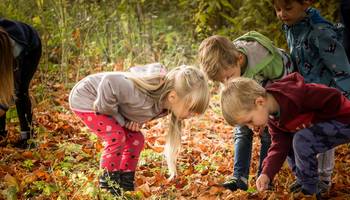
[283,8,350,98]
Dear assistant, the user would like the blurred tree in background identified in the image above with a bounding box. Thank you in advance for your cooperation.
[0,0,340,85]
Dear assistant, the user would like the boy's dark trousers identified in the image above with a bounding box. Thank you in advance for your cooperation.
[0,42,41,136]
[287,120,350,194]
[233,126,271,184]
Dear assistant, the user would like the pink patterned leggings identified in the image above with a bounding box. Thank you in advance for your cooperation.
[73,110,144,172]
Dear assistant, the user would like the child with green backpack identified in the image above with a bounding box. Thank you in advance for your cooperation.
[198,31,295,191]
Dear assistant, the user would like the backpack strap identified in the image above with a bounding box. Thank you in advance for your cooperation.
[234,31,283,79]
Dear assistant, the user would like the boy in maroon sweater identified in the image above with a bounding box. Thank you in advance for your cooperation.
[220,72,350,197]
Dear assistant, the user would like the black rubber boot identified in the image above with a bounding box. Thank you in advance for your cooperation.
[99,171,121,195]
[14,131,33,149]
[0,130,7,145]
[119,171,135,191]
[0,130,7,137]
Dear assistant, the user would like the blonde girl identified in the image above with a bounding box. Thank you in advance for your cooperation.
[69,63,210,195]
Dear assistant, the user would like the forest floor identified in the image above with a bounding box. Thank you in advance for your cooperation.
[0,76,349,200]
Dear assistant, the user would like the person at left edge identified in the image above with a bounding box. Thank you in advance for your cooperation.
[0,18,42,148]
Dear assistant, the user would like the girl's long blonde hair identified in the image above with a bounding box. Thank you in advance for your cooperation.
[0,28,14,107]
[128,65,210,178]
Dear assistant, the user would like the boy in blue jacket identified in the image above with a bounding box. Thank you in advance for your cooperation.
[273,0,350,193]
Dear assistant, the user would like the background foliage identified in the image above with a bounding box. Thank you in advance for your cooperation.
[0,0,340,84]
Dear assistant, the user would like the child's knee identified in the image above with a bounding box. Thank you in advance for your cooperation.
[293,133,308,151]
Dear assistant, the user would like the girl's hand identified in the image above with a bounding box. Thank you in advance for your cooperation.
[256,174,270,191]
[125,121,142,132]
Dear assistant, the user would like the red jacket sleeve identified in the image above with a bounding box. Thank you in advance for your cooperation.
[261,124,293,180]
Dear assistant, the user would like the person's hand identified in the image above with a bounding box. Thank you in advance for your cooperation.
[125,121,143,132]
[256,174,270,191]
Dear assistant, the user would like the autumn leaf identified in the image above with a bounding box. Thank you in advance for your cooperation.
[4,174,19,191]
[22,151,34,159]
[138,183,151,197]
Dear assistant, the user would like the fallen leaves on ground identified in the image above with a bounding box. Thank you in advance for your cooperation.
[0,84,349,200]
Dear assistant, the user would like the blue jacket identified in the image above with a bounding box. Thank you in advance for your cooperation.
[283,8,350,98]
[341,0,350,61]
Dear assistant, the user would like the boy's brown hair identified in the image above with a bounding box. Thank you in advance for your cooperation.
[272,0,305,5]
[221,77,266,126]
[198,35,240,81]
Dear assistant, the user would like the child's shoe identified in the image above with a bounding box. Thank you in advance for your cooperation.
[301,188,321,200]
[14,131,35,149]
[221,177,248,191]
[0,130,7,146]
[99,171,136,195]
[119,171,135,191]
[290,180,330,195]
[289,181,302,193]
[0,130,7,137]
[318,180,331,194]
[99,171,121,195]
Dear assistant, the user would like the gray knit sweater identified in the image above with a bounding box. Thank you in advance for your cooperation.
[69,70,166,126]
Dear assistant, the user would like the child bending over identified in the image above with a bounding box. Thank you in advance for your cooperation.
[221,73,350,198]
[198,31,294,191]
[69,64,210,196]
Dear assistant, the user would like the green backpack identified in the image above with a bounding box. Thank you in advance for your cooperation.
[234,31,285,80]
